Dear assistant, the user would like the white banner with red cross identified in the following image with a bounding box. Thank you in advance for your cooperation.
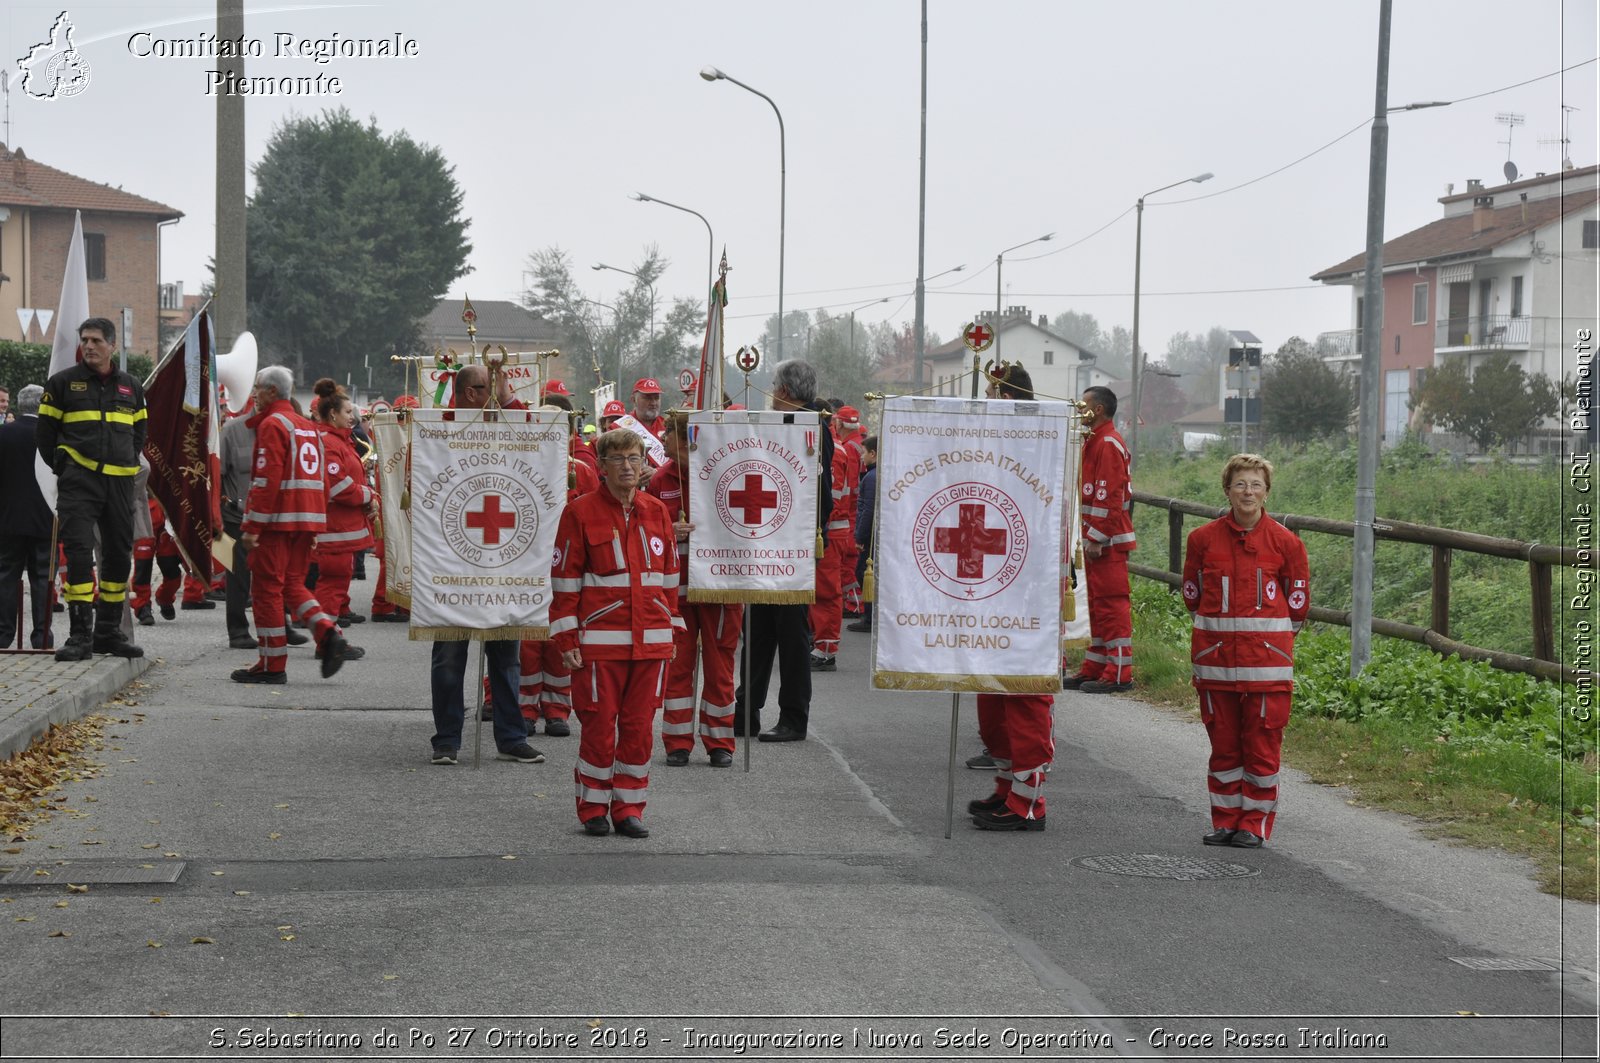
[405,408,569,640]
[872,396,1072,693]
[684,409,820,605]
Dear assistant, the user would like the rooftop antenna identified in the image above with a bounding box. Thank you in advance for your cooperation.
[1537,104,1578,170]
[1494,111,1525,165]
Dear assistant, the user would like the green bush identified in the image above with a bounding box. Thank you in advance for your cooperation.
[0,340,154,396]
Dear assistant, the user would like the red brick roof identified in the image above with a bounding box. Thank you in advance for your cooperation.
[1312,185,1597,281]
[0,145,181,219]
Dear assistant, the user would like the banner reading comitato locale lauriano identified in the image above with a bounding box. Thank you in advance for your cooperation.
[872,396,1071,693]
[685,409,820,604]
[406,407,568,641]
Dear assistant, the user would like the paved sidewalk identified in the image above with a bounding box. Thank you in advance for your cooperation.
[0,651,152,762]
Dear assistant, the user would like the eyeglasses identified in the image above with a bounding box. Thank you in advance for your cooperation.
[1230,480,1268,492]
[603,455,647,468]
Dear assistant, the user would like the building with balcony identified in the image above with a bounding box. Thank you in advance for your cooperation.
[1312,164,1597,450]
[919,306,1115,401]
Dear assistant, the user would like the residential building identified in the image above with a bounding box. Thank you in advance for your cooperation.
[0,144,182,354]
[419,297,570,396]
[1313,164,1598,451]
[920,306,1115,401]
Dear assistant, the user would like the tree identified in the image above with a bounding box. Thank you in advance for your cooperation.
[1258,337,1356,445]
[1162,326,1231,405]
[246,109,470,383]
[1410,352,1561,453]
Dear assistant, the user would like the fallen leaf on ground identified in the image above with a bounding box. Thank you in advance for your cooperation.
[48,929,69,937]
[209,871,225,877]
[280,935,296,941]
[501,854,516,860]
[147,940,163,948]
[267,833,281,841]
[191,937,215,945]
[382,974,397,981]
[53,901,68,908]
[66,884,87,893]
[140,844,159,850]
[233,891,251,897]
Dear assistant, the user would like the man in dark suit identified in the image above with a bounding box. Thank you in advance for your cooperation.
[0,385,56,649]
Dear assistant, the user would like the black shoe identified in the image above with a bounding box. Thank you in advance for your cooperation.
[231,666,286,685]
[967,793,1006,815]
[316,643,365,661]
[1061,673,1094,690]
[92,603,144,658]
[965,750,997,770]
[1202,828,1238,846]
[809,653,836,672]
[614,816,650,839]
[229,634,259,650]
[582,816,611,836]
[971,807,1046,832]
[159,603,176,620]
[664,749,690,766]
[543,718,571,737]
[1230,830,1264,849]
[135,604,155,627]
[709,749,733,768]
[319,631,348,678]
[846,619,872,633]
[339,612,366,625]
[495,742,546,764]
[431,748,458,766]
[55,637,93,662]
[284,627,310,646]
[479,703,493,722]
[181,599,217,611]
[1079,679,1134,694]
[205,589,228,602]
[370,611,411,623]
[757,725,804,743]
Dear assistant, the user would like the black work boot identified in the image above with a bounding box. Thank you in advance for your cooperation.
[54,602,95,662]
[92,601,145,658]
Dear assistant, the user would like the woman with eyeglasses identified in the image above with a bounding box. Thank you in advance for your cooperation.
[1180,453,1310,850]
[549,429,685,839]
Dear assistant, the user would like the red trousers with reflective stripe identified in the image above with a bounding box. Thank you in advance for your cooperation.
[976,693,1055,819]
[1201,688,1288,839]
[248,530,338,674]
[314,551,354,622]
[840,536,861,612]
[130,538,181,609]
[573,658,665,823]
[808,531,849,657]
[662,601,741,754]
[516,639,571,723]
[1079,551,1132,683]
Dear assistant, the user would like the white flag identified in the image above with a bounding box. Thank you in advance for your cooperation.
[48,211,89,376]
[685,409,820,604]
[871,396,1071,693]
[406,408,568,640]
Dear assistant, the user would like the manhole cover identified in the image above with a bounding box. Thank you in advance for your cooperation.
[0,861,186,886]
[1072,853,1260,880]
[1449,957,1560,972]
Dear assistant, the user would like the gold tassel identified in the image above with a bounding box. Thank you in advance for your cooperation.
[862,557,875,603]
[816,529,825,558]
[1063,583,1075,622]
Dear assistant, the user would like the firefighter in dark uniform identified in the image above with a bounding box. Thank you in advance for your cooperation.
[36,317,147,661]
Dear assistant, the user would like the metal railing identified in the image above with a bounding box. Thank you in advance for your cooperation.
[1435,314,1531,350]
[1314,329,1361,360]
[1131,490,1581,684]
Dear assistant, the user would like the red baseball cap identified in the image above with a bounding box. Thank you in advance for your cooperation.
[542,379,571,397]
[632,378,662,394]
[392,395,420,410]
[837,405,861,423]
[602,400,627,418]
[725,403,746,411]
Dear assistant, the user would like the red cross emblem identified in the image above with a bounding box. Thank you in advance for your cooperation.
[465,494,517,545]
[962,322,994,353]
[933,503,1007,579]
[727,473,778,527]
[735,346,761,372]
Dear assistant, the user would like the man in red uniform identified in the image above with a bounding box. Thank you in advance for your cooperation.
[551,429,684,838]
[646,410,739,768]
[1182,453,1309,848]
[809,406,852,672]
[1066,385,1136,693]
[833,405,866,617]
[233,366,348,684]
[628,378,665,439]
[968,364,1055,832]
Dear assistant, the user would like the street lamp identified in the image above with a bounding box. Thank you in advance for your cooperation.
[847,296,890,360]
[992,234,1054,384]
[927,263,967,285]
[1127,170,1213,470]
[631,192,715,307]
[701,65,786,363]
[592,263,654,383]
[581,297,621,385]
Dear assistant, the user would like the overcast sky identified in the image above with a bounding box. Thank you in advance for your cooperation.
[4,0,1595,364]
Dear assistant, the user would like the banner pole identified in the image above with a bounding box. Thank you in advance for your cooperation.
[946,692,960,840]
[472,639,486,769]
[741,363,755,773]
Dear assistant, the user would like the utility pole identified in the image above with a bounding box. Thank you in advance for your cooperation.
[214,0,247,354]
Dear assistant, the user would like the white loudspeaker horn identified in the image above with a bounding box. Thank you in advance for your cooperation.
[216,331,258,414]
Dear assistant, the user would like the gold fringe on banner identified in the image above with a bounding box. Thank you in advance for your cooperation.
[686,589,817,605]
[1060,636,1090,651]
[409,625,550,642]
[389,589,413,610]
[871,671,1062,694]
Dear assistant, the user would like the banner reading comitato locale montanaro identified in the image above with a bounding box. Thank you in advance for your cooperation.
[873,396,1071,693]
[686,409,820,604]
[406,408,568,640]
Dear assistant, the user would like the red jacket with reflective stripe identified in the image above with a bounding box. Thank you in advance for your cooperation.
[1080,420,1135,553]
[242,401,327,534]
[549,488,684,661]
[826,433,855,531]
[316,425,374,553]
[1181,512,1310,692]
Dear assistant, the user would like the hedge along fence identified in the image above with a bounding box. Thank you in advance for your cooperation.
[1132,490,1583,685]
[0,340,154,396]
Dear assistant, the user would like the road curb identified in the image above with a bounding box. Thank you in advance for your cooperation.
[0,654,152,762]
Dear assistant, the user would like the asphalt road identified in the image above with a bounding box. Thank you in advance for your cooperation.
[0,602,1593,1062]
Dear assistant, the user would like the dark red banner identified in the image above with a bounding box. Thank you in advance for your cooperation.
[142,315,220,577]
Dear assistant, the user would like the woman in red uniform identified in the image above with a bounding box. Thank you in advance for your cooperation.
[311,379,375,661]
[550,429,684,838]
[1181,453,1310,848]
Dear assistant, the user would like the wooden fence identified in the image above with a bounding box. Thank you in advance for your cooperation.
[1130,491,1582,684]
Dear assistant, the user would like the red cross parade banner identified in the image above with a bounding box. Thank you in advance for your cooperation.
[872,395,1073,693]
[684,409,820,604]
[368,411,414,610]
[405,407,569,640]
[141,310,221,579]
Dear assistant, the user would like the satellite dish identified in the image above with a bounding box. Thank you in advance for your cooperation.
[1504,160,1519,183]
